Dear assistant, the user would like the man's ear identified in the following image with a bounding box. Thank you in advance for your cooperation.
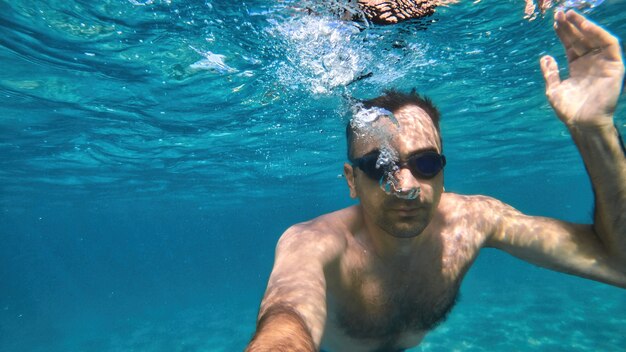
[344,163,358,199]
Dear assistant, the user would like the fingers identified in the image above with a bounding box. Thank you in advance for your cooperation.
[540,55,560,100]
[554,11,587,60]
[565,10,622,60]
[554,10,622,61]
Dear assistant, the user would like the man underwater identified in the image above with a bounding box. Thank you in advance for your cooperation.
[246,10,626,352]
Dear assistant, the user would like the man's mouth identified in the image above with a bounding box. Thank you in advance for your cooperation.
[389,206,422,216]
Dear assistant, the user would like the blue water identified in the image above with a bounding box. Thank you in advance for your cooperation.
[1,0,625,351]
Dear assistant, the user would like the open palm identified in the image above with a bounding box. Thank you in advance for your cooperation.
[541,11,624,128]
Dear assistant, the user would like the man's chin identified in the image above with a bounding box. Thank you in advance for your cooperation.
[382,221,427,239]
[388,228,425,239]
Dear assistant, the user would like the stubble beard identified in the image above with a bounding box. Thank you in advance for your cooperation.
[376,212,429,238]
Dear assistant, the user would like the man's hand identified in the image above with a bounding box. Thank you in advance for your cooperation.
[540,10,625,128]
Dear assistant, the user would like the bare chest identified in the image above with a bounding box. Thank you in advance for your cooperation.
[329,267,460,342]
[326,233,479,343]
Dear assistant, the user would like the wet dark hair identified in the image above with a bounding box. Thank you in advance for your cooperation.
[346,89,442,160]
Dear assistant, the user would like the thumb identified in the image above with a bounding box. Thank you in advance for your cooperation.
[540,55,561,102]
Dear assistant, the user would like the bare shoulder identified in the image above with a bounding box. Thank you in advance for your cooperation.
[277,207,356,263]
[438,192,519,236]
[439,192,514,214]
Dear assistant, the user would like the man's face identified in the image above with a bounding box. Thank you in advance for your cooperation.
[345,104,444,238]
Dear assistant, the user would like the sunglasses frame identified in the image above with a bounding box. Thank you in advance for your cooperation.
[350,150,446,181]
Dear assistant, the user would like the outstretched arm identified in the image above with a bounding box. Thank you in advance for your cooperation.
[541,10,626,264]
[485,11,626,287]
[246,225,343,351]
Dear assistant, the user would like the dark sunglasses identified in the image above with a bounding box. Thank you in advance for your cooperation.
[351,150,446,181]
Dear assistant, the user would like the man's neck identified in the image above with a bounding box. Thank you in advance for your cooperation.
[357,208,431,262]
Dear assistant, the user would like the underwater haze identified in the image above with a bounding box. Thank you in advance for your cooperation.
[1,0,625,351]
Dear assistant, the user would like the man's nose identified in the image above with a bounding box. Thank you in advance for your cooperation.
[393,167,421,191]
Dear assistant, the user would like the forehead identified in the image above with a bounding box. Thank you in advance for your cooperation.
[353,104,441,156]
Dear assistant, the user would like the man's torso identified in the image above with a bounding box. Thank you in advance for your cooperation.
[319,194,489,351]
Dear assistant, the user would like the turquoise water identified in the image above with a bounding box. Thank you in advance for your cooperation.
[1,0,625,351]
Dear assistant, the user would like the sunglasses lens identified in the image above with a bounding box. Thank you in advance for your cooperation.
[360,155,385,180]
[410,152,445,178]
